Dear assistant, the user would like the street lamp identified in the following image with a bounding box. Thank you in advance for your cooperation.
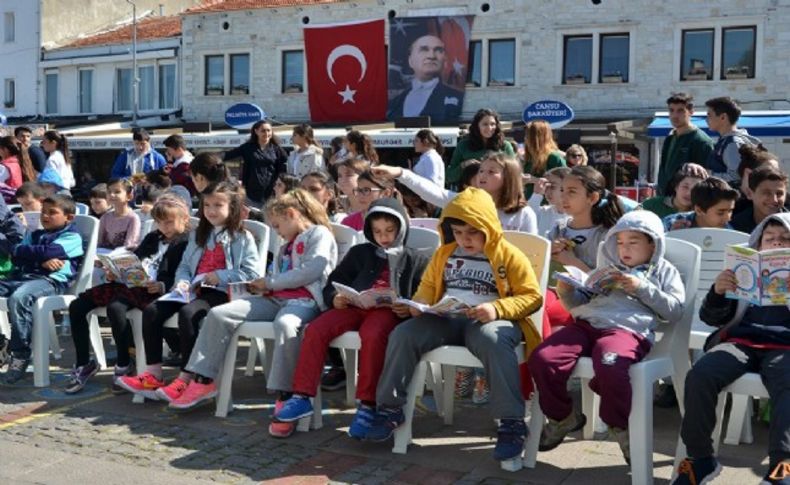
[608,131,618,191]
[126,0,139,126]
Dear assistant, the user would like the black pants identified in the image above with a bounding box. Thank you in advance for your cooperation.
[681,342,790,468]
[142,288,228,370]
[69,295,134,368]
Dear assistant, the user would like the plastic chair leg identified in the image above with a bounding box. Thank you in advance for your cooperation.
[88,316,107,369]
[426,361,443,417]
[214,334,240,418]
[393,361,427,454]
[312,387,323,430]
[343,348,357,407]
[263,339,274,380]
[580,378,598,440]
[628,374,654,485]
[0,311,10,338]
[441,364,455,425]
[741,401,754,444]
[524,397,543,469]
[32,306,51,387]
[723,394,750,445]
[712,393,727,455]
[244,339,258,376]
[128,310,147,404]
[49,312,62,360]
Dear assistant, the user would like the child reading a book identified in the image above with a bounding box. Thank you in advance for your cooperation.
[117,182,261,401]
[363,188,543,464]
[272,198,428,438]
[98,178,141,251]
[673,213,790,485]
[65,195,191,394]
[529,210,685,467]
[662,177,739,232]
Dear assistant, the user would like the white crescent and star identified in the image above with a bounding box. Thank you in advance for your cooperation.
[326,44,367,103]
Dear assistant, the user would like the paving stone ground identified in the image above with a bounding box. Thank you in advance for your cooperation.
[0,332,773,484]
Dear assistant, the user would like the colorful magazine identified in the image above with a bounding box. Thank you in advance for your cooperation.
[726,245,790,306]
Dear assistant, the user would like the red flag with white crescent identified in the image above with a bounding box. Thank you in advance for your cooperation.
[304,19,387,123]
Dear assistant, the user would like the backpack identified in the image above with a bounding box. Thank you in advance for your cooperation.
[707,132,761,179]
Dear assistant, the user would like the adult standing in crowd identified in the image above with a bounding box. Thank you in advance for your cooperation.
[224,120,287,208]
[14,126,47,173]
[344,130,379,165]
[564,144,588,167]
[446,108,515,187]
[41,130,75,192]
[656,93,713,195]
[522,120,566,199]
[412,128,445,187]
[705,96,760,186]
[163,134,196,196]
[111,128,167,181]
[287,124,324,179]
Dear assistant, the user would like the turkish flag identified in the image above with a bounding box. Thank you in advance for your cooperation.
[304,19,387,123]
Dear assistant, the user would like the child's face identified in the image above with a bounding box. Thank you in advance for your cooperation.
[156,213,187,240]
[674,176,702,210]
[107,183,132,209]
[751,179,787,219]
[370,217,399,249]
[269,209,301,241]
[476,159,504,195]
[18,193,42,212]
[616,230,655,268]
[353,179,385,212]
[191,173,209,193]
[202,192,231,227]
[337,166,359,197]
[90,197,110,215]
[759,223,790,250]
[544,174,563,207]
[301,176,331,207]
[695,199,735,228]
[450,223,486,254]
[40,203,72,230]
[561,175,597,218]
[274,179,288,197]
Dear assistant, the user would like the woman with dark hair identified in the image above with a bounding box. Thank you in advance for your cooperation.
[41,130,75,190]
[412,128,445,187]
[0,136,36,189]
[223,120,287,207]
[344,130,379,165]
[446,108,514,186]
[287,123,324,179]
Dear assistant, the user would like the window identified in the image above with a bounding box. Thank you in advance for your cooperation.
[230,54,250,95]
[3,12,13,43]
[487,39,515,86]
[466,40,481,87]
[159,64,176,109]
[722,26,756,80]
[204,55,224,95]
[116,68,133,111]
[4,78,14,109]
[138,65,155,110]
[281,50,304,93]
[563,35,592,84]
[79,70,92,113]
[45,72,58,114]
[680,29,714,80]
[599,34,629,82]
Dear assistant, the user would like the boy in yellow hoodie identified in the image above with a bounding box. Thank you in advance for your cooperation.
[363,188,543,462]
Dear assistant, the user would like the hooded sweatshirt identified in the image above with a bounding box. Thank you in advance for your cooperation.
[700,213,790,349]
[413,188,543,353]
[558,210,686,342]
[323,198,428,304]
[707,128,761,185]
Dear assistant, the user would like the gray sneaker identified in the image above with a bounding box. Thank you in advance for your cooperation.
[1,356,30,385]
[609,426,631,465]
[539,412,587,451]
[64,360,99,394]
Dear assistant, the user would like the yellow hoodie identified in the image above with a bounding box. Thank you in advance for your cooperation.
[412,188,543,353]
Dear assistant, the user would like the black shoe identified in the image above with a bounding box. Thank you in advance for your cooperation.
[321,367,346,391]
[1,356,30,386]
[672,456,721,485]
[111,362,135,394]
[0,335,9,368]
[654,383,678,408]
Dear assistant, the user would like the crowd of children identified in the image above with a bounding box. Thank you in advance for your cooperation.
[0,100,788,485]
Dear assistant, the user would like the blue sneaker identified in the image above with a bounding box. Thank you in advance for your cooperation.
[348,404,376,440]
[273,396,313,422]
[672,456,722,485]
[364,407,405,442]
[493,418,528,461]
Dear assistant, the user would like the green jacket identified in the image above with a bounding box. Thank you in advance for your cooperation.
[640,196,678,219]
[446,137,515,186]
[657,126,714,195]
[523,151,566,199]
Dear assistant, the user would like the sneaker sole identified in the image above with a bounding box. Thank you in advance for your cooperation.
[168,391,217,411]
[268,422,296,438]
[274,409,314,423]
[115,379,162,398]
[155,388,180,403]
[65,365,101,394]
[538,414,587,452]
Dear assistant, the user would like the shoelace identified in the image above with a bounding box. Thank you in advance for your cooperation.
[769,461,790,480]
[677,460,698,485]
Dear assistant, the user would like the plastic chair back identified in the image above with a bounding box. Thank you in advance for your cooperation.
[331,222,360,261]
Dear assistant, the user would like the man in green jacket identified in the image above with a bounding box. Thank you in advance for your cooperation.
[657,93,714,195]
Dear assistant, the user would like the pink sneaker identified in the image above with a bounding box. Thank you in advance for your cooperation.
[268,400,296,438]
[116,372,165,400]
[155,377,190,403]
[168,380,217,411]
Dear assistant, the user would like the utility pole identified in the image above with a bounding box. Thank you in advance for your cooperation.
[126,0,138,126]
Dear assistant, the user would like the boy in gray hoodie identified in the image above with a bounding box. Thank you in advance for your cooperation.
[673,213,790,485]
[529,210,685,464]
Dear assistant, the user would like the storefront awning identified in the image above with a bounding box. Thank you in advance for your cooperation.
[647,111,790,138]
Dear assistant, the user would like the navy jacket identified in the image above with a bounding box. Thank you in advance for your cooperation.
[387,81,464,123]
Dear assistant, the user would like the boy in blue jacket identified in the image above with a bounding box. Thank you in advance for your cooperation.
[0,195,84,385]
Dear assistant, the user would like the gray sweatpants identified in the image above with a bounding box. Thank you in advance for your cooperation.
[376,313,524,419]
[185,295,320,392]
[681,342,790,467]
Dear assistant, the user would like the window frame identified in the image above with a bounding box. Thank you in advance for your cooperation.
[158,62,178,110]
[204,54,225,96]
[280,49,304,94]
[680,28,715,81]
[45,71,58,115]
[78,69,93,114]
[487,38,516,87]
[3,12,14,43]
[598,33,630,83]
[115,67,134,112]
[556,26,636,86]
[464,36,519,89]
[562,34,593,85]
[137,64,156,111]
[4,77,14,109]
[466,39,482,88]
[721,25,756,81]
[229,53,250,95]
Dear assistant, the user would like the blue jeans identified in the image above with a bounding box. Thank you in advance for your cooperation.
[0,277,60,359]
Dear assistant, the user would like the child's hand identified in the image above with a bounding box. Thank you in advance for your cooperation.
[247,278,267,294]
[552,249,578,267]
[333,294,350,310]
[467,303,498,323]
[146,281,165,294]
[555,277,574,295]
[551,239,574,255]
[681,163,708,180]
[104,269,116,282]
[175,280,190,293]
[42,259,65,271]
[202,272,220,286]
[532,177,550,195]
[608,272,642,294]
[370,165,403,179]
[391,302,412,318]
[521,173,535,186]
[714,269,738,295]
[670,218,692,231]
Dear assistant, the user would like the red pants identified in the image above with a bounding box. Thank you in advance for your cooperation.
[542,289,575,334]
[527,320,651,429]
[291,307,401,403]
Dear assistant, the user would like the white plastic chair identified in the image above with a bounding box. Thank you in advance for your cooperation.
[404,227,441,258]
[30,214,101,387]
[669,228,752,445]
[331,222,361,261]
[134,209,155,235]
[410,218,439,231]
[392,231,552,471]
[526,238,701,484]
[75,202,90,215]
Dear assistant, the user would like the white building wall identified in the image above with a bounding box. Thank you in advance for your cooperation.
[0,1,41,117]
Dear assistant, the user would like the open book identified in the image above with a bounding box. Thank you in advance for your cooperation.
[726,245,790,306]
[227,281,256,301]
[96,248,151,288]
[394,295,471,317]
[553,265,624,296]
[332,282,397,309]
[157,274,211,304]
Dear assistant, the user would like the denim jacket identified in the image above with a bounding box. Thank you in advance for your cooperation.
[174,227,262,291]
